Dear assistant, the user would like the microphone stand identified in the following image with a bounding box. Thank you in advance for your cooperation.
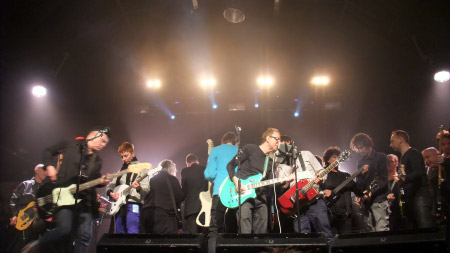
[235,127,243,234]
[290,141,302,232]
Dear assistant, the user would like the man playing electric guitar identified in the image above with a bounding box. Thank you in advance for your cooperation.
[8,164,48,253]
[390,130,435,229]
[226,128,281,234]
[280,146,334,247]
[106,142,149,234]
[204,131,238,253]
[350,133,389,232]
[23,127,112,253]
[320,147,363,235]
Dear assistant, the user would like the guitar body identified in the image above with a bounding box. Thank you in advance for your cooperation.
[108,185,129,215]
[278,178,319,214]
[16,201,37,230]
[36,181,82,219]
[196,139,214,227]
[219,174,262,208]
[196,182,212,227]
[36,162,152,219]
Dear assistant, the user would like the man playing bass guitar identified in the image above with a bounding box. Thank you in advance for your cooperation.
[23,127,111,253]
[8,164,48,253]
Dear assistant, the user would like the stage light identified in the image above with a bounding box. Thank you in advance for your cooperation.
[257,76,274,87]
[311,76,330,86]
[294,112,299,117]
[32,85,47,97]
[147,79,161,88]
[170,115,175,120]
[201,78,216,87]
[434,70,450,83]
[254,103,259,108]
[212,104,218,109]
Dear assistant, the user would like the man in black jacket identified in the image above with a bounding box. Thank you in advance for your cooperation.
[142,159,185,234]
[350,133,389,232]
[390,130,435,228]
[181,153,208,234]
[23,127,111,253]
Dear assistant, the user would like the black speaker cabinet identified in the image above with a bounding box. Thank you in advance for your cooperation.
[97,233,204,252]
[332,226,449,253]
[216,233,328,253]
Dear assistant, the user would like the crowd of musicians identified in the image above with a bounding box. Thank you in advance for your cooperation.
[6,126,450,252]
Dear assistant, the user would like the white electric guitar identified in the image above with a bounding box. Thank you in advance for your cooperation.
[108,165,162,215]
[196,139,214,227]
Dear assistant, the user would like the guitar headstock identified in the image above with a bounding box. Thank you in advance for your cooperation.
[148,165,162,176]
[128,162,152,174]
[339,150,352,162]
[207,139,214,155]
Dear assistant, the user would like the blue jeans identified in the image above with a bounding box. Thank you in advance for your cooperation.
[38,207,93,253]
[293,199,333,246]
[115,203,140,234]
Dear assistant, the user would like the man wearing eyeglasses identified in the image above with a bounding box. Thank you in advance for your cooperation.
[226,128,281,234]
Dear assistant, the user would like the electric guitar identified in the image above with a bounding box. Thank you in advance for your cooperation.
[278,150,351,214]
[36,162,151,219]
[325,166,365,208]
[196,139,214,227]
[108,166,161,215]
[15,201,37,230]
[397,164,406,218]
[360,177,380,209]
[219,172,299,209]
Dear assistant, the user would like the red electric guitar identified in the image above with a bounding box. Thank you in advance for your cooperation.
[278,150,351,214]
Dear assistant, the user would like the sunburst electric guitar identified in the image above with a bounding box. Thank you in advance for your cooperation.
[15,201,37,230]
[196,139,214,227]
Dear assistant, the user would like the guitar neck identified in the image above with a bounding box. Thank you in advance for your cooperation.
[250,176,290,189]
[71,169,131,194]
[332,167,364,194]
[302,158,342,192]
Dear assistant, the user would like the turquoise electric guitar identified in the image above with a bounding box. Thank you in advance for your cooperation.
[219,174,291,208]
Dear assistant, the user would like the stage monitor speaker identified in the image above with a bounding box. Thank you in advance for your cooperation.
[216,233,328,253]
[332,226,449,253]
[97,233,204,252]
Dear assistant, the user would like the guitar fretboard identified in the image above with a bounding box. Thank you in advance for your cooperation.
[70,169,131,194]
[301,158,342,193]
[249,176,290,189]
[332,167,364,194]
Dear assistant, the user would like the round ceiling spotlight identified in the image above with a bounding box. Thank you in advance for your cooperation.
[223,8,245,24]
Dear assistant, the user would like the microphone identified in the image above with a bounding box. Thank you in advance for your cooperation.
[235,125,242,133]
[99,128,109,134]
[98,127,111,137]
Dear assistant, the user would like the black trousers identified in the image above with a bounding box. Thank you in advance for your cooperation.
[183,213,202,234]
[405,188,435,229]
[207,196,227,253]
[142,208,178,234]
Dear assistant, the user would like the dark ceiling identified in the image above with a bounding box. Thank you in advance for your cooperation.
[1,0,450,181]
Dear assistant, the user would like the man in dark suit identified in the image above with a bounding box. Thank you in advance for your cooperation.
[181,153,208,234]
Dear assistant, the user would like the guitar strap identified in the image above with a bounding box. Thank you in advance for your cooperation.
[164,176,181,229]
[298,152,307,172]
[262,155,270,178]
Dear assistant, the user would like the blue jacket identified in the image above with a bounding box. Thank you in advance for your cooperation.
[204,144,238,196]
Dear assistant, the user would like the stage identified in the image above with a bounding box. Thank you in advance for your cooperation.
[97,226,449,253]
